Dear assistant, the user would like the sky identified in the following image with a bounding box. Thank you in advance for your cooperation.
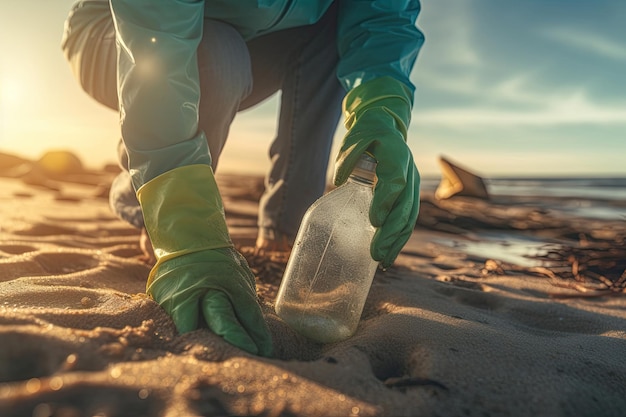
[1,0,625,178]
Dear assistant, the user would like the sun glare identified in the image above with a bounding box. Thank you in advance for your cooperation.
[1,76,29,135]
[1,77,25,107]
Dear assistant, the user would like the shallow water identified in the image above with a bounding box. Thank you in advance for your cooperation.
[433,232,561,268]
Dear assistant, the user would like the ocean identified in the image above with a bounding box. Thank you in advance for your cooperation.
[421,176,626,221]
[420,176,626,267]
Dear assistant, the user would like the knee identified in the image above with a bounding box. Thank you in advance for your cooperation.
[62,1,118,110]
[197,20,253,102]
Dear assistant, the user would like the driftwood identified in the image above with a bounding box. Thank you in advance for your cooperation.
[513,238,626,299]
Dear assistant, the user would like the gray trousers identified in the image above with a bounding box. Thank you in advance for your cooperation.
[62,0,343,242]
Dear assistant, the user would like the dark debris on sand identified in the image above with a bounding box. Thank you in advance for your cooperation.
[418,192,626,299]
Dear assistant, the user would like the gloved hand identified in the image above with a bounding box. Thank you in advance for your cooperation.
[137,164,273,356]
[334,76,420,268]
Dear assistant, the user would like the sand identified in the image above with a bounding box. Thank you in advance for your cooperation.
[0,150,625,417]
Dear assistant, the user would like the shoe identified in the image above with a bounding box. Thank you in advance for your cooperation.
[254,229,292,256]
[140,228,157,265]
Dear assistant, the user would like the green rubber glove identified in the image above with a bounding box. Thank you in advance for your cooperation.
[137,164,273,357]
[334,76,420,268]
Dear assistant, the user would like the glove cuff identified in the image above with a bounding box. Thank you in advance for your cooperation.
[137,164,233,264]
[343,76,413,124]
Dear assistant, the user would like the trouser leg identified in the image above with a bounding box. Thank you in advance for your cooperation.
[240,4,343,243]
[62,0,118,111]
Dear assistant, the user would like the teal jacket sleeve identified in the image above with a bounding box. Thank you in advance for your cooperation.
[337,0,424,94]
[109,0,212,190]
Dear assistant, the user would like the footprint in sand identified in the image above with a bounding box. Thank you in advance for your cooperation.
[0,244,37,256]
[13,223,76,237]
[0,251,101,283]
[33,252,99,275]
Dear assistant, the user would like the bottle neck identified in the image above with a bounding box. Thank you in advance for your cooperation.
[347,153,377,186]
[348,173,375,187]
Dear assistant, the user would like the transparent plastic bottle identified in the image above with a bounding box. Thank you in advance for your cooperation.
[275,153,379,343]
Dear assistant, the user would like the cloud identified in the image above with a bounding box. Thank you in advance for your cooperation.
[541,27,626,62]
[489,72,553,106]
[415,65,587,110]
[417,0,482,69]
[414,92,626,126]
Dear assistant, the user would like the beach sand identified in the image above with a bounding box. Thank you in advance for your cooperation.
[0,151,625,417]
